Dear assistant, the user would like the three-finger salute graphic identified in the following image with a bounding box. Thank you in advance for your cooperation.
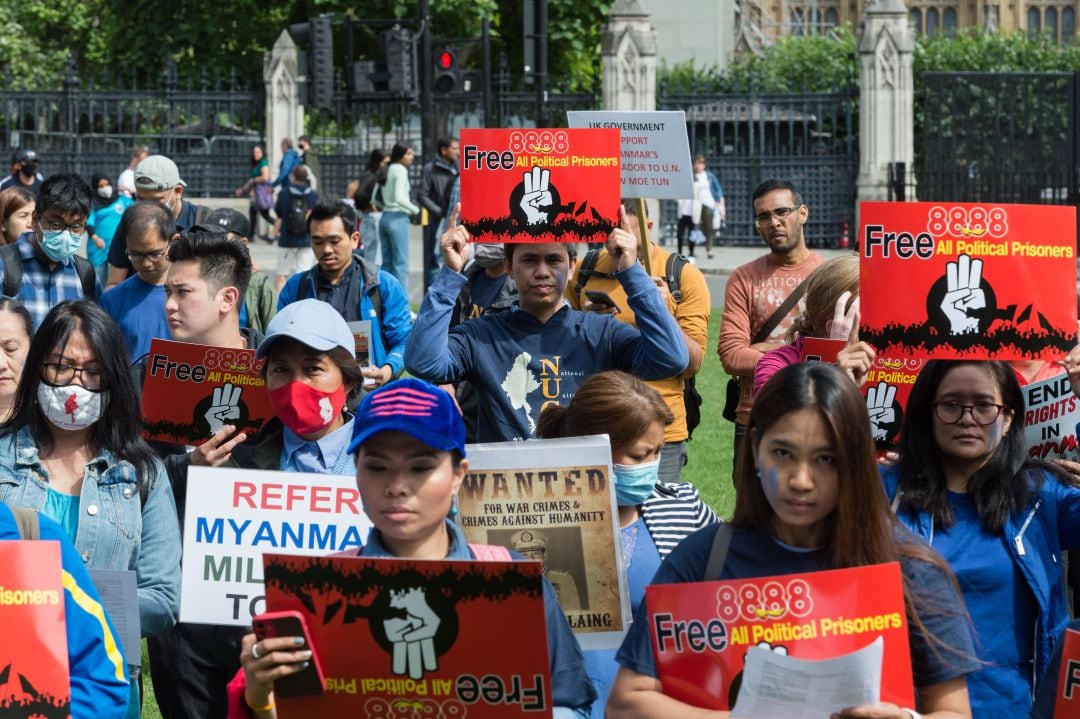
[865,382,897,442]
[205,382,242,434]
[518,166,556,225]
[941,254,986,335]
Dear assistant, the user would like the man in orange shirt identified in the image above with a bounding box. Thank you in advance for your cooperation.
[717,180,824,469]
[567,199,710,482]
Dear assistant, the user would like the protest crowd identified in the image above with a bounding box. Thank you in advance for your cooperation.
[2,128,1080,719]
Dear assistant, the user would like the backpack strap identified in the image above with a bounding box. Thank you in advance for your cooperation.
[663,253,689,304]
[0,243,23,297]
[469,543,513,561]
[72,255,97,298]
[9,505,40,541]
[572,248,614,297]
[703,522,734,581]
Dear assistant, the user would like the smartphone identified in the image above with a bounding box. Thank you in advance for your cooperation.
[585,290,617,309]
[252,610,325,698]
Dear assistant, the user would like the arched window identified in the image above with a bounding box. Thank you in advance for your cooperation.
[943,7,958,37]
[825,7,839,29]
[927,7,940,36]
[909,7,922,35]
[1064,7,1076,43]
[1047,7,1059,41]
[1029,6,1042,37]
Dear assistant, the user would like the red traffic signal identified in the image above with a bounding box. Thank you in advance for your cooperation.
[438,50,455,70]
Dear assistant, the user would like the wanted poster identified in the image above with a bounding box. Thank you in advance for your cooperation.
[566,110,693,199]
[459,128,621,244]
[180,466,373,626]
[861,355,924,449]
[140,338,273,445]
[263,553,552,719]
[0,542,71,716]
[647,562,914,712]
[458,435,629,649]
[859,202,1077,360]
[1023,373,1080,462]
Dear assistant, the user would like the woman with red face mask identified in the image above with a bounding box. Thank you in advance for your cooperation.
[225,298,363,474]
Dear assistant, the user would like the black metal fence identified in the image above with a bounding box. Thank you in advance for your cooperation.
[658,85,859,248]
[0,60,264,197]
[916,72,1080,205]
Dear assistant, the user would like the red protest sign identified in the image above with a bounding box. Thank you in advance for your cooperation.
[647,562,914,711]
[800,338,845,364]
[263,553,552,719]
[1055,629,1080,717]
[859,202,1077,359]
[862,354,924,449]
[140,338,273,445]
[0,542,71,714]
[459,128,621,243]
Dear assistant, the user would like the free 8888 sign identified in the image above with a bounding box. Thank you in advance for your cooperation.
[140,338,274,445]
[859,202,1077,360]
[458,128,621,243]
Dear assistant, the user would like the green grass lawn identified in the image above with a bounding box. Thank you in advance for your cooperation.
[139,306,734,718]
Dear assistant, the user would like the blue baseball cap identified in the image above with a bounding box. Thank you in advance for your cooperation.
[255,298,355,360]
[348,378,466,457]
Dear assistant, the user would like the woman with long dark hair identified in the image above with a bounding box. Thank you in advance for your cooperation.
[0,299,181,718]
[608,362,978,718]
[884,360,1080,717]
[236,143,274,243]
[376,142,419,292]
[356,148,388,265]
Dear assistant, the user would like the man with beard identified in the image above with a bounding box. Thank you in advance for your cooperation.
[716,179,824,465]
[0,148,44,197]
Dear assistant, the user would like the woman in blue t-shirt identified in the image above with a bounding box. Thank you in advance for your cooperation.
[882,360,1080,717]
[609,362,979,719]
[535,370,718,718]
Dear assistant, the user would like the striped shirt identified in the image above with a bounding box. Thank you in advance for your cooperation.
[641,481,720,558]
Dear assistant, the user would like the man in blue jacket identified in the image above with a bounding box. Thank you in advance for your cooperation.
[278,196,412,388]
[406,205,689,442]
[0,502,129,718]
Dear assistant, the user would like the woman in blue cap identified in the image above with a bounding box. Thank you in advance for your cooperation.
[232,377,597,719]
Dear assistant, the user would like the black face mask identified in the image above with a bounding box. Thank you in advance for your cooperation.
[19,162,38,178]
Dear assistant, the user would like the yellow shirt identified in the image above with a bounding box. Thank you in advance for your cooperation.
[566,243,711,442]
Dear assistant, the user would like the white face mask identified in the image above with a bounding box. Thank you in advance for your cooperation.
[97,186,113,199]
[37,383,103,431]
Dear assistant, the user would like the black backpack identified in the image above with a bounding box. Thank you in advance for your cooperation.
[284,191,310,235]
[0,242,96,299]
[354,170,384,213]
[575,249,705,439]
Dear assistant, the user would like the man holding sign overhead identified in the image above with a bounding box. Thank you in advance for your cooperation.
[406,203,688,443]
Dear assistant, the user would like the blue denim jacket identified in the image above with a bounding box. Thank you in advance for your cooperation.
[0,426,181,638]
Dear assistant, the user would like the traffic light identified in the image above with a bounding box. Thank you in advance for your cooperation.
[289,14,334,109]
[432,45,481,95]
[381,28,416,96]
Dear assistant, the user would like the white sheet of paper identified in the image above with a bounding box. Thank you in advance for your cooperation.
[89,568,140,660]
[730,636,884,719]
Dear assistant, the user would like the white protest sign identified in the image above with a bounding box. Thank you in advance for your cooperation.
[181,466,373,626]
[1022,373,1080,461]
[566,110,692,199]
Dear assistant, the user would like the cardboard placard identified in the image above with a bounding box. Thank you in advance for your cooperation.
[263,553,552,718]
[647,562,914,711]
[566,110,693,199]
[180,466,373,626]
[0,541,71,714]
[859,202,1077,359]
[347,321,373,369]
[459,128,621,243]
[861,355,924,448]
[458,436,629,650]
[800,338,845,364]
[1023,373,1080,462]
[140,338,273,445]
[1054,629,1080,717]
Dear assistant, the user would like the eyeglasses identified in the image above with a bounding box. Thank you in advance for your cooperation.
[42,363,103,391]
[753,206,801,226]
[126,249,169,263]
[933,400,1005,425]
[39,218,87,235]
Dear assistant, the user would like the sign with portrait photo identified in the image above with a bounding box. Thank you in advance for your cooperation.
[458,435,629,649]
[859,201,1077,360]
[459,128,621,244]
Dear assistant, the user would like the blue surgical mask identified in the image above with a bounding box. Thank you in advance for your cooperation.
[613,459,661,507]
[39,226,84,262]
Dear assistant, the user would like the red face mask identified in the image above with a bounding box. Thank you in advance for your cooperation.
[269,381,346,437]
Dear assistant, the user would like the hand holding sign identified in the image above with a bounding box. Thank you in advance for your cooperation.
[439,203,470,273]
[206,382,242,434]
[385,587,440,680]
[941,254,986,335]
[520,167,554,225]
[836,317,875,387]
[606,205,639,272]
[866,382,897,441]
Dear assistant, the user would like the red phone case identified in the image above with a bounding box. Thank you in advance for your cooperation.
[252,610,326,698]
